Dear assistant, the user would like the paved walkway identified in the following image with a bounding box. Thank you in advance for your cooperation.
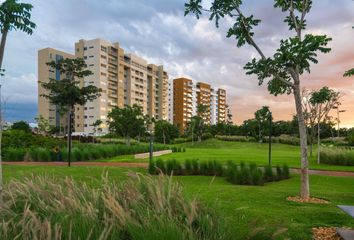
[3,161,354,177]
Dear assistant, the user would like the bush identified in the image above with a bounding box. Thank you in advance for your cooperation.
[171,138,191,144]
[347,132,354,146]
[215,135,256,142]
[3,148,26,162]
[263,165,274,182]
[225,162,289,186]
[321,148,354,166]
[0,174,228,240]
[150,159,290,186]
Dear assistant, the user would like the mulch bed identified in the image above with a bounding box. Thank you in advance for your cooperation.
[312,227,342,240]
[287,196,330,204]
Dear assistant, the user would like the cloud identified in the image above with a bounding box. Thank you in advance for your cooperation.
[2,0,354,126]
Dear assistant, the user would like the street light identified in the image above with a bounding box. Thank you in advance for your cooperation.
[334,106,346,138]
[268,111,272,166]
[148,130,154,164]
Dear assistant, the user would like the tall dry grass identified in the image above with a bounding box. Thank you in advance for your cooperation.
[0,173,228,240]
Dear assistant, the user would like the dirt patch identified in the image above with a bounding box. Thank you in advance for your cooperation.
[287,196,329,204]
[312,227,342,240]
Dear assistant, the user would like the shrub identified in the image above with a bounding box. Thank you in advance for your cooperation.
[192,159,199,175]
[0,174,228,240]
[321,148,354,166]
[282,164,290,179]
[215,135,256,142]
[148,159,156,174]
[263,165,274,182]
[155,159,166,173]
[348,132,354,146]
[3,148,26,162]
[184,159,193,175]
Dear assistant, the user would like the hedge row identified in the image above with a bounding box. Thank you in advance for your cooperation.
[149,159,290,186]
[321,148,354,166]
[215,135,301,146]
[3,143,171,162]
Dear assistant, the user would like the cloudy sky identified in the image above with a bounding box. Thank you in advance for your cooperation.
[2,0,354,126]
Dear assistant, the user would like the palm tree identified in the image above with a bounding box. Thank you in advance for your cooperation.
[0,0,35,204]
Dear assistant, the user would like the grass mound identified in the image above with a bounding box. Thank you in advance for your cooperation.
[0,174,228,240]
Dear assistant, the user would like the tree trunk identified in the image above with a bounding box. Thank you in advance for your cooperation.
[309,126,314,157]
[0,29,8,205]
[163,131,166,145]
[67,108,73,167]
[294,83,310,199]
[0,29,8,70]
[126,135,131,146]
[0,85,3,205]
[317,121,320,164]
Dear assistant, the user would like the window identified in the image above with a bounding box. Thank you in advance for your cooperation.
[89,46,94,49]
[76,48,79,52]
[84,124,88,127]
[49,53,52,59]
[84,56,87,60]
[101,46,107,52]
[84,47,87,51]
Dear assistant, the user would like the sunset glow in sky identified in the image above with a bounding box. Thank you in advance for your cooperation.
[2,0,354,127]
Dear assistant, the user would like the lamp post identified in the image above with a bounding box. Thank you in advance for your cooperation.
[336,108,346,138]
[268,111,272,166]
[149,130,154,164]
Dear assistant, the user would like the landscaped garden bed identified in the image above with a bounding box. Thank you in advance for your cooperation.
[149,159,290,186]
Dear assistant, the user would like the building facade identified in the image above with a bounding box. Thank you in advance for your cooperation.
[38,38,169,135]
[38,48,85,134]
[172,77,227,133]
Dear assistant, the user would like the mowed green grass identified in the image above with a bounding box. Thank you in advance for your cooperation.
[104,139,354,172]
[3,165,354,239]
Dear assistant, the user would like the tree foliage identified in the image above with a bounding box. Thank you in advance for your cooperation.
[11,121,31,133]
[254,106,271,141]
[41,58,101,112]
[107,105,147,146]
[154,120,179,144]
[0,0,35,34]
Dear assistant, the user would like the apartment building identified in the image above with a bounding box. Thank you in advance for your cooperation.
[38,48,85,133]
[172,77,227,133]
[38,38,169,135]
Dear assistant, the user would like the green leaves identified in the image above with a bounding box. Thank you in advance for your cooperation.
[245,34,331,95]
[107,105,147,140]
[344,68,354,77]
[0,0,36,34]
[41,57,101,111]
[184,0,203,18]
[227,15,261,47]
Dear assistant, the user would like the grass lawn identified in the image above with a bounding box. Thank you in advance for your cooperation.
[3,165,354,239]
[102,139,354,172]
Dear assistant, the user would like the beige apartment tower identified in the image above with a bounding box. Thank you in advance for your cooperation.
[38,48,85,133]
[38,38,169,135]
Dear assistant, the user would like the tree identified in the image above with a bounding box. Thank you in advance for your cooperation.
[309,87,340,164]
[185,0,332,198]
[92,119,103,136]
[91,119,103,143]
[41,58,101,166]
[35,115,52,135]
[154,120,179,144]
[0,0,35,203]
[302,89,317,157]
[188,115,205,142]
[107,104,146,146]
[11,120,31,133]
[254,106,271,142]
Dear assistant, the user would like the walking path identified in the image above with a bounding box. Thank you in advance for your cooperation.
[3,161,354,177]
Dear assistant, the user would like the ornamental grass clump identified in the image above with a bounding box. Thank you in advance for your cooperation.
[0,174,228,240]
[321,148,354,166]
